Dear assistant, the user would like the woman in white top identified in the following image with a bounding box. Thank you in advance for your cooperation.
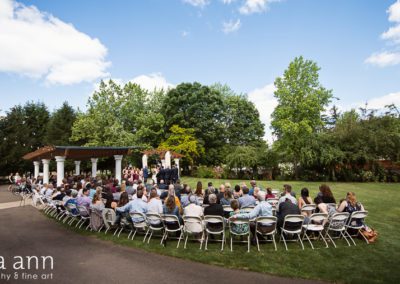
[147,189,163,214]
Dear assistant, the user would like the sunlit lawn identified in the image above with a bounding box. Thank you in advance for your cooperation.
[49,178,400,283]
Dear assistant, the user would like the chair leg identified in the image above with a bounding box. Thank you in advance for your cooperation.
[205,233,209,250]
[346,231,357,246]
[148,230,154,244]
[184,234,189,249]
[304,232,314,249]
[256,235,260,252]
[143,228,150,243]
[297,233,304,250]
[272,234,277,251]
[176,230,183,248]
[341,231,351,246]
[281,232,288,250]
[319,231,329,248]
[326,231,337,248]
[358,229,369,244]
[230,235,233,252]
[199,232,204,250]
[221,233,224,251]
[247,235,250,253]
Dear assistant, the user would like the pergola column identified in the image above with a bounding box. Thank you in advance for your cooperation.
[74,161,81,176]
[55,156,66,186]
[174,158,180,178]
[42,159,50,184]
[161,159,166,168]
[33,161,40,179]
[114,155,123,184]
[142,154,148,168]
[165,151,171,168]
[91,158,98,178]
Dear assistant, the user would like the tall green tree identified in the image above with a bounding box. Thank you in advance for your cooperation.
[45,102,77,145]
[162,82,227,165]
[271,56,333,178]
[158,125,204,167]
[0,102,49,174]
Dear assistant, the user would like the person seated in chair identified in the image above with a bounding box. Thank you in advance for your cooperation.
[277,198,301,232]
[238,186,256,208]
[204,194,224,234]
[114,188,148,223]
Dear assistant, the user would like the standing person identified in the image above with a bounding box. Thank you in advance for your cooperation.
[8,173,14,191]
[143,166,148,183]
[164,167,171,185]
[172,165,179,184]
[159,167,165,185]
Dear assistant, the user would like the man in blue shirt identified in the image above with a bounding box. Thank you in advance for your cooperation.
[115,189,148,223]
[238,186,256,208]
[232,191,273,244]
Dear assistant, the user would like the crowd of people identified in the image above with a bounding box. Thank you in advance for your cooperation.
[21,165,369,246]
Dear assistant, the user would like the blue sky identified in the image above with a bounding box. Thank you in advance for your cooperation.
[0,0,399,139]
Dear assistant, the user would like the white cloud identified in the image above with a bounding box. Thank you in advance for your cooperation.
[239,0,280,15]
[388,0,400,22]
[222,0,236,4]
[183,0,210,8]
[365,51,400,67]
[381,24,400,43]
[366,1,400,67]
[222,19,241,33]
[129,73,175,92]
[0,0,110,85]
[247,83,277,142]
[181,30,190,37]
[362,91,400,110]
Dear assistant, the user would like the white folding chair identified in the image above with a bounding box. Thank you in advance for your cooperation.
[345,211,369,245]
[255,216,278,251]
[129,212,148,241]
[302,213,328,249]
[161,214,184,248]
[204,215,226,251]
[144,213,164,244]
[267,198,279,208]
[325,212,351,248]
[279,214,305,250]
[241,206,255,213]
[182,215,204,249]
[301,204,316,215]
[228,217,250,252]
[271,190,280,198]
[77,205,91,230]
[102,208,118,235]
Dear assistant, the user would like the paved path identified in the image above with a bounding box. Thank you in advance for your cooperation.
[0,186,322,284]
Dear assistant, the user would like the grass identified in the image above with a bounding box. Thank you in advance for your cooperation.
[47,178,400,284]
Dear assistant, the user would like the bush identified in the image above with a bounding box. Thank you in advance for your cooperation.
[194,166,214,179]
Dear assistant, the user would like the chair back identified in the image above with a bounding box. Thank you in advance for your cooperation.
[77,205,90,217]
[162,214,181,231]
[267,198,279,207]
[348,211,368,227]
[309,213,328,224]
[65,202,79,216]
[146,212,163,226]
[228,217,249,234]
[130,212,147,226]
[102,208,116,229]
[255,216,277,234]
[328,212,350,231]
[301,204,316,214]
[241,206,254,213]
[183,215,204,233]
[204,215,225,233]
[282,214,305,233]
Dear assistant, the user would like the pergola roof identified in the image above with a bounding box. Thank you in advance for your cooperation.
[142,149,184,159]
[23,146,140,161]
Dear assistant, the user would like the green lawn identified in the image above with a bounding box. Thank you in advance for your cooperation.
[48,178,400,284]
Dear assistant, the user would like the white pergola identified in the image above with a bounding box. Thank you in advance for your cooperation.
[23,146,137,186]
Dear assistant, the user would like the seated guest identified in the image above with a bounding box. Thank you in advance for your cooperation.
[114,188,148,223]
[315,184,336,215]
[158,179,168,190]
[163,195,182,224]
[183,195,204,233]
[147,188,163,215]
[44,184,54,198]
[249,180,257,196]
[266,187,276,199]
[102,186,114,208]
[217,184,226,204]
[88,183,96,198]
[113,186,122,202]
[64,190,79,215]
[204,194,224,217]
[238,186,256,208]
[337,192,365,214]
[232,192,273,242]
[220,189,233,206]
[228,199,249,235]
[62,189,72,204]
[90,193,105,212]
[52,187,65,201]
[203,186,216,205]
[115,192,130,224]
[132,185,148,202]
[194,181,204,198]
[298,187,313,209]
[161,185,182,212]
[233,184,242,199]
[77,188,91,210]
[277,184,297,211]
[277,197,301,231]
[180,185,190,208]
[40,183,48,195]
